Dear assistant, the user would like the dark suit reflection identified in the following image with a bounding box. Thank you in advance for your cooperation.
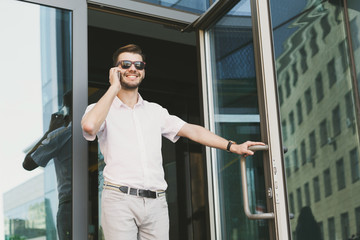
[23,93,72,240]
[295,206,322,240]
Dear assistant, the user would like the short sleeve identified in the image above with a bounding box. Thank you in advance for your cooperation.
[82,103,106,141]
[160,107,186,143]
[31,123,71,167]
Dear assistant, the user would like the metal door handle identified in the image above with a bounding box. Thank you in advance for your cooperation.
[241,144,275,219]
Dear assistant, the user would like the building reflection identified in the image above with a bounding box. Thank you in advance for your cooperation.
[3,174,57,240]
[273,1,360,239]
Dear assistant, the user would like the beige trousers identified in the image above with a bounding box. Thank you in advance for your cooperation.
[101,188,169,240]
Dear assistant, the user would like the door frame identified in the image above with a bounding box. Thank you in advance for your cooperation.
[250,0,291,238]
[17,0,88,238]
[87,0,292,238]
[197,0,291,239]
[87,0,198,28]
[18,0,291,238]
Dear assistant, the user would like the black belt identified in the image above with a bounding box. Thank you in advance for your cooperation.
[104,183,165,199]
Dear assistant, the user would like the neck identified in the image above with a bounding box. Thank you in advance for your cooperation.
[117,88,139,108]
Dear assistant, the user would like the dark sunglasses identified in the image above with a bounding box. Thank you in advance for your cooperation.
[116,60,146,70]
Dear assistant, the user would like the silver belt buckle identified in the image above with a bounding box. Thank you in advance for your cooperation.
[157,192,166,198]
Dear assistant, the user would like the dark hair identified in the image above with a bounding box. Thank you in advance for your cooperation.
[112,44,146,66]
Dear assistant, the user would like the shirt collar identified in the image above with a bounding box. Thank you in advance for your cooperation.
[113,93,144,109]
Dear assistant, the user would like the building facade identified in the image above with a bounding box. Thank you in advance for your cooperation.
[1,0,359,239]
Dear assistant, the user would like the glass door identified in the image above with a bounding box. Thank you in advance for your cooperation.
[270,0,360,239]
[0,0,87,239]
[198,0,290,239]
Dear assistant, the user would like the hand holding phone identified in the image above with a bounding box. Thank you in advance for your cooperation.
[109,67,121,92]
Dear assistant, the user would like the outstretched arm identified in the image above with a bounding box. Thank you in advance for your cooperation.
[177,123,264,156]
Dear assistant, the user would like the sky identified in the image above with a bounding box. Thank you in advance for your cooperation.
[0,0,44,239]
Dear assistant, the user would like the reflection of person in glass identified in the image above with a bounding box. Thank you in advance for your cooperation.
[81,44,264,240]
[295,206,322,240]
[23,91,72,240]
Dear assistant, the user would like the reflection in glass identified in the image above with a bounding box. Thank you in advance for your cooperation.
[0,1,72,239]
[295,206,321,240]
[270,0,360,239]
[348,1,360,95]
[138,0,209,14]
[207,1,268,239]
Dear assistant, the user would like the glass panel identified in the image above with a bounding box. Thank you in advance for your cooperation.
[0,1,72,239]
[138,0,209,14]
[270,0,360,239]
[348,1,360,94]
[207,0,269,239]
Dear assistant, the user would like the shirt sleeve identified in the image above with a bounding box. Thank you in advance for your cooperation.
[31,123,72,167]
[82,103,106,141]
[160,107,186,143]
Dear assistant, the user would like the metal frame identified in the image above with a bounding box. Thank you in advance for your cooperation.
[343,0,360,143]
[198,29,221,240]
[182,0,240,31]
[198,0,292,239]
[18,0,88,239]
[250,0,290,238]
[88,0,198,26]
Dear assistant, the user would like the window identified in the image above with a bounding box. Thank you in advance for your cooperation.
[320,119,328,146]
[336,158,346,190]
[296,187,303,212]
[289,192,295,215]
[328,217,335,240]
[310,27,319,56]
[289,111,295,134]
[320,15,331,39]
[345,91,355,126]
[350,148,360,183]
[323,168,332,197]
[0,3,74,239]
[309,130,316,159]
[299,47,308,73]
[207,2,269,238]
[293,149,299,172]
[301,140,306,165]
[338,40,348,73]
[332,105,341,137]
[315,73,324,102]
[285,156,291,177]
[334,6,342,24]
[282,119,287,141]
[327,58,336,88]
[313,176,321,202]
[304,182,311,206]
[350,18,360,50]
[140,0,208,13]
[296,100,303,124]
[341,212,350,240]
[285,75,291,98]
[356,206,360,236]
[292,63,298,86]
[305,88,313,114]
[278,85,284,106]
[319,221,324,240]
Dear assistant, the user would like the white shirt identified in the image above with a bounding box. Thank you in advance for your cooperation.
[83,95,186,191]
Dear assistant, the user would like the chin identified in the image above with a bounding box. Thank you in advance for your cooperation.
[121,82,142,90]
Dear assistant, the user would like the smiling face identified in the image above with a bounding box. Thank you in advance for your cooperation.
[117,52,145,90]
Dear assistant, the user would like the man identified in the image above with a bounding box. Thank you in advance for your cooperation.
[81,44,264,240]
[23,91,72,240]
